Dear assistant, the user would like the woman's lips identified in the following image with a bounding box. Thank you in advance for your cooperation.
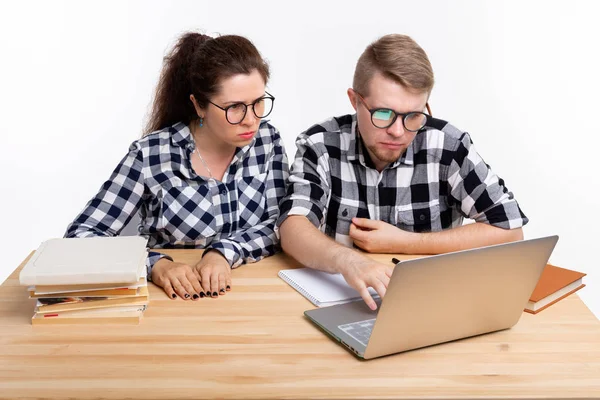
[238,131,255,139]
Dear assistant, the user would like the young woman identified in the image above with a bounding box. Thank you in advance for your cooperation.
[65,32,289,301]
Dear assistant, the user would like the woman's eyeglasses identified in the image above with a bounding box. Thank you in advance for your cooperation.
[208,92,275,125]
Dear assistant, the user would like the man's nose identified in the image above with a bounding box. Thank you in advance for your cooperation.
[386,117,406,137]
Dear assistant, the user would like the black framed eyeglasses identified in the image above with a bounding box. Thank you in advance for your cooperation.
[355,91,431,132]
[207,92,275,125]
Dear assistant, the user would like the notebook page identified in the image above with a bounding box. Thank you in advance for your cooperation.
[278,268,378,307]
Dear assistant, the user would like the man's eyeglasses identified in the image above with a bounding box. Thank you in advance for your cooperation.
[355,91,431,132]
[208,92,275,125]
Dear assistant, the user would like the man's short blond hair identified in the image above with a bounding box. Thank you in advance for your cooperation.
[353,34,434,96]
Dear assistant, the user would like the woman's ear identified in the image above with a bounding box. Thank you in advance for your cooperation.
[347,88,358,111]
[189,94,204,117]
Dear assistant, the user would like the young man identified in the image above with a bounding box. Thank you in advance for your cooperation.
[277,34,528,311]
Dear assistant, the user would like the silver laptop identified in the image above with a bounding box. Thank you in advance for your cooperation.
[304,236,558,360]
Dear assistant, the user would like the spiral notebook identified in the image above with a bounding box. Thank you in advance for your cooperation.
[278,268,379,307]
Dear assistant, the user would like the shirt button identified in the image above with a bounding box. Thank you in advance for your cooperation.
[221,190,227,195]
[419,214,426,221]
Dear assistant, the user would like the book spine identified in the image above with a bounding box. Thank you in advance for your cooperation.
[278,271,321,307]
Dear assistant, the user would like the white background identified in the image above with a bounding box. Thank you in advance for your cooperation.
[1,0,598,318]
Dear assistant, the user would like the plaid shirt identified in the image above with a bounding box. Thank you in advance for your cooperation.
[277,114,527,247]
[66,121,289,279]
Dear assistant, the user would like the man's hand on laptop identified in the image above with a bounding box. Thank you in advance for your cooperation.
[341,258,394,311]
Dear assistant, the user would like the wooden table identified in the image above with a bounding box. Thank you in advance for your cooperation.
[1,250,599,399]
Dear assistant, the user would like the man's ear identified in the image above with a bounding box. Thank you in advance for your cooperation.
[189,94,204,117]
[347,88,358,111]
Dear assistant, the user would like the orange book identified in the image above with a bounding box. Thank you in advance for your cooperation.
[29,286,140,298]
[525,264,586,314]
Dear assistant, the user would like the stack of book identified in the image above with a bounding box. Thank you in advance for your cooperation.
[19,236,150,325]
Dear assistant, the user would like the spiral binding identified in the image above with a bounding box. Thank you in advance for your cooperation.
[278,270,321,306]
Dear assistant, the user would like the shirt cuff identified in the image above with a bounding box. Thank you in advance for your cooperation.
[473,201,529,229]
[204,240,243,268]
[276,199,324,235]
[146,251,173,282]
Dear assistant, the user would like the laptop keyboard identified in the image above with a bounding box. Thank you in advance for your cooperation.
[338,319,376,347]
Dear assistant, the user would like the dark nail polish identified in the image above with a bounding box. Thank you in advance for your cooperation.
[219,288,225,293]
[184,293,190,299]
[212,292,218,297]
[206,292,211,297]
[171,293,177,299]
[192,294,199,299]
[199,292,205,298]
[226,285,231,290]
